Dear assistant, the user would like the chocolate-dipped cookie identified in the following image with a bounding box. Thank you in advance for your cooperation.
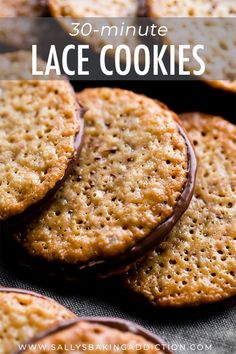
[15,88,196,278]
[144,0,236,93]
[16,317,173,354]
[0,51,83,223]
[0,287,76,354]
[125,113,236,307]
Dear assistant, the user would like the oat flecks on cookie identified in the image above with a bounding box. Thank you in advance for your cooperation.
[16,88,193,275]
[16,318,171,354]
[126,113,236,307]
[0,52,81,221]
[0,288,75,354]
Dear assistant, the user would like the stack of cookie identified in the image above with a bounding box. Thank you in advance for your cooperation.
[0,47,235,297]
[0,48,235,350]
[0,51,234,314]
[0,2,234,353]
[0,50,180,352]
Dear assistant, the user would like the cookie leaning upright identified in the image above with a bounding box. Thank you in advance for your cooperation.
[0,51,83,222]
[125,113,236,307]
[15,88,196,277]
[16,318,173,354]
[0,288,76,354]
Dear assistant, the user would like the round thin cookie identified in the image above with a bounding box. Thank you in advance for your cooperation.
[16,317,173,354]
[0,51,83,223]
[0,288,76,354]
[145,0,236,93]
[125,113,236,307]
[15,87,196,277]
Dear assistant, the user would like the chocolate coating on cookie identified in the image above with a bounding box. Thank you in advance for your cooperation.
[16,317,173,354]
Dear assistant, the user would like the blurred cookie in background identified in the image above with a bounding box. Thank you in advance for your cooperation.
[144,0,236,92]
[0,0,47,49]
[48,0,144,63]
